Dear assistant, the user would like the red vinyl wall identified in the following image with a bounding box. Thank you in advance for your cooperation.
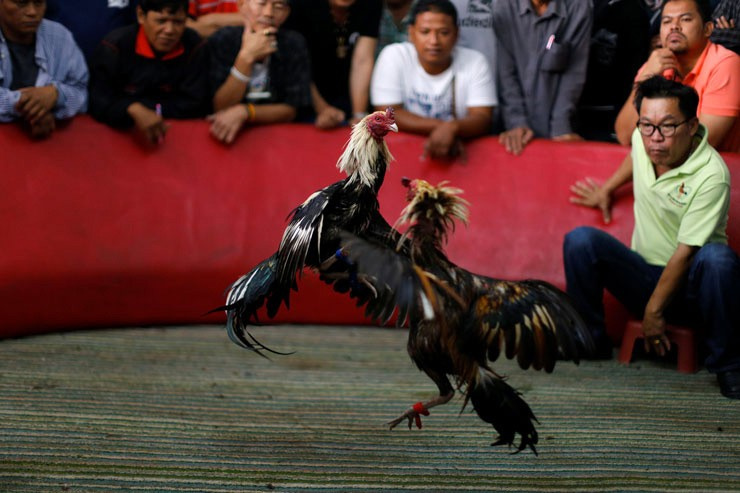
[1,116,738,338]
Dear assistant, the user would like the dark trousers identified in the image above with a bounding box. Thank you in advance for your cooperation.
[563,226,740,373]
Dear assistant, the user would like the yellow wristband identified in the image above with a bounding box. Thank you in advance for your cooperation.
[246,103,256,122]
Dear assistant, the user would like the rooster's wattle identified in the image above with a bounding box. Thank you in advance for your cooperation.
[340,179,595,454]
[223,108,399,353]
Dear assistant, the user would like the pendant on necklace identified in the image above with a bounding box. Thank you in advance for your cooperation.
[336,37,348,59]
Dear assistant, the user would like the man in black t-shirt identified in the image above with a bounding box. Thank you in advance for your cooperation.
[284,0,381,129]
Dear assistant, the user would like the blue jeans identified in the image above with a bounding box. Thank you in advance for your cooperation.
[563,226,740,373]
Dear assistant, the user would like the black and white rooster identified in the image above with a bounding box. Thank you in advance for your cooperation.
[223,108,399,353]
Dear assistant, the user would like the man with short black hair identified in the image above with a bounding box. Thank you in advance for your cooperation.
[565,76,740,399]
[88,0,210,145]
[0,0,88,139]
[614,0,740,151]
[371,0,495,160]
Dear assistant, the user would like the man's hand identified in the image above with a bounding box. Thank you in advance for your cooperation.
[207,105,249,144]
[127,103,169,145]
[641,308,671,356]
[423,121,463,160]
[28,112,56,140]
[499,126,534,156]
[315,105,345,129]
[569,177,613,223]
[638,48,681,81]
[238,23,278,66]
[15,85,58,124]
[715,15,736,30]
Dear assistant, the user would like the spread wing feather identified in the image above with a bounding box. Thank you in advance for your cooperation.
[338,231,440,325]
[464,279,594,373]
[277,184,338,285]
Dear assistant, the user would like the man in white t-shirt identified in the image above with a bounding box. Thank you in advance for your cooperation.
[371,0,496,159]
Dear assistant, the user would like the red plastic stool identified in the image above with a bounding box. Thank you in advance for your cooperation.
[618,320,698,374]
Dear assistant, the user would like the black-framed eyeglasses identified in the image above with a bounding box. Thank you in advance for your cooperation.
[636,120,689,138]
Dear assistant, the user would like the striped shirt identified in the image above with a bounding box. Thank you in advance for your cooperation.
[0,20,88,122]
[711,0,740,55]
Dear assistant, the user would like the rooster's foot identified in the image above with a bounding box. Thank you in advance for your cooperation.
[386,391,455,430]
[387,402,430,430]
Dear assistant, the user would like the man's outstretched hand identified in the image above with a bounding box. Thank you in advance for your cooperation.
[569,177,613,224]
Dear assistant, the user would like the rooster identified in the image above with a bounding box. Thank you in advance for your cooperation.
[339,179,594,454]
[223,108,399,353]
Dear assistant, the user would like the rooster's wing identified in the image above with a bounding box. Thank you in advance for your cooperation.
[277,183,340,285]
[337,231,457,326]
[461,278,595,373]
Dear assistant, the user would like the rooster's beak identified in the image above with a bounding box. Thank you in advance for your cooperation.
[389,123,398,133]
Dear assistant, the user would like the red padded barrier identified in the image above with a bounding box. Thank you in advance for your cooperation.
[1,116,738,338]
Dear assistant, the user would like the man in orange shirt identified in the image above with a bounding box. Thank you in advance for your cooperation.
[614,0,740,152]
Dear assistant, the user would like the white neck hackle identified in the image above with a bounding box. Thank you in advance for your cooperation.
[336,120,394,188]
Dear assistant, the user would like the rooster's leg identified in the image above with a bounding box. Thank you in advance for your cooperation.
[387,391,454,430]
[388,371,455,430]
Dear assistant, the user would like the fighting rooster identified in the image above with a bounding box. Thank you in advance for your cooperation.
[223,108,398,353]
[340,179,594,454]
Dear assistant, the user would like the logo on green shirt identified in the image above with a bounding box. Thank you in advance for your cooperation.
[667,181,691,207]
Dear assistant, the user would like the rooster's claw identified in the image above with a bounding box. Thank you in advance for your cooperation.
[387,402,430,430]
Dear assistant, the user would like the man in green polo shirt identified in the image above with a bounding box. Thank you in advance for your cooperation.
[564,75,740,399]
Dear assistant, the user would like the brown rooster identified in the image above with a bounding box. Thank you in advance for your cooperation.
[340,179,594,454]
[223,109,399,353]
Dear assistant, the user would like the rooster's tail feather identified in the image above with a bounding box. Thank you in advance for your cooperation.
[221,253,292,356]
[468,368,539,455]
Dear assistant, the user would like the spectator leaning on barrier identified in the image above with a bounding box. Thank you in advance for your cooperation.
[88,0,210,146]
[0,0,88,139]
[614,0,740,152]
[565,76,740,400]
[206,0,311,144]
[371,0,496,160]
[492,0,592,156]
